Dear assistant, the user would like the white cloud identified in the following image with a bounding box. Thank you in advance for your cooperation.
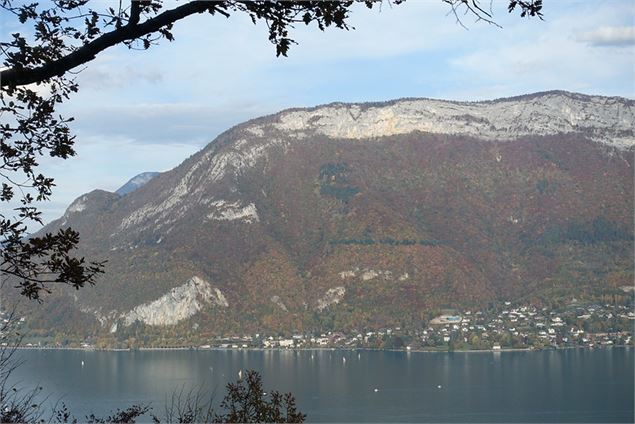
[575,26,635,47]
[79,65,164,90]
[446,2,634,100]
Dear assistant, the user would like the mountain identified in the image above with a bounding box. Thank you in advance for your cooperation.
[9,91,634,342]
[115,172,160,196]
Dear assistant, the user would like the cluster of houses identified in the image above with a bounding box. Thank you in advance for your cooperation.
[199,301,634,351]
[413,302,634,350]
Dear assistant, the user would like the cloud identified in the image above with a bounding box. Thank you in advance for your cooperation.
[575,26,635,47]
[79,65,164,90]
[446,2,635,100]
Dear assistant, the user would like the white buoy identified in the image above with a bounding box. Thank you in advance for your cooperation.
[374,388,379,392]
[357,353,361,359]
[437,385,442,389]
[81,360,84,367]
[238,369,243,380]
[342,356,346,364]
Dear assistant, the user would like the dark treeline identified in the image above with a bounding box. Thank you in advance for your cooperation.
[524,216,634,246]
[318,162,360,202]
[319,185,360,202]
[329,238,442,246]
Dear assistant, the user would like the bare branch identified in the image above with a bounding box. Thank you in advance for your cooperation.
[443,0,502,28]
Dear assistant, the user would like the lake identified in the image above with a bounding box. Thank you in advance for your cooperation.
[9,348,634,422]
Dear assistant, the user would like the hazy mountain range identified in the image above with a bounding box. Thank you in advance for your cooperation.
[11,91,634,340]
[115,172,160,196]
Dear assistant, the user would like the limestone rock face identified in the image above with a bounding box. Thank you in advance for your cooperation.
[272,92,634,148]
[122,277,227,326]
[316,287,346,311]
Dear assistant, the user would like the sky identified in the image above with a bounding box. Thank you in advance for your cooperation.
[5,0,635,226]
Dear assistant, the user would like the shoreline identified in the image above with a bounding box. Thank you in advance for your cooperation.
[13,345,633,353]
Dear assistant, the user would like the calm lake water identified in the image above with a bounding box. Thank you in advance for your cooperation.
[10,348,634,422]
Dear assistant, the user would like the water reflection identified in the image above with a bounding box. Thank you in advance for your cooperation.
[9,348,634,422]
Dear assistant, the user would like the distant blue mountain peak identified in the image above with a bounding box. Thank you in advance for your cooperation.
[115,172,160,196]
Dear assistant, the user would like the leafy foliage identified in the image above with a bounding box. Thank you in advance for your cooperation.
[213,370,305,423]
[0,54,103,299]
[2,227,105,299]
[508,0,543,18]
[84,405,151,424]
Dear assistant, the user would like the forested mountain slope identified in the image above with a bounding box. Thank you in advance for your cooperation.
[9,91,634,340]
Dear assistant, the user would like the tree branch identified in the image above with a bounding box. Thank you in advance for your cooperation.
[0,1,220,88]
[128,0,143,26]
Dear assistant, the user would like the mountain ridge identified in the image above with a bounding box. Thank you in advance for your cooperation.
[50,90,634,229]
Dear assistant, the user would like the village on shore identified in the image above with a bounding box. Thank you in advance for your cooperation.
[8,296,634,352]
[198,301,634,352]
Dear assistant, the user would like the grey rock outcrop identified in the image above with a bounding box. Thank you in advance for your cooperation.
[122,276,227,326]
